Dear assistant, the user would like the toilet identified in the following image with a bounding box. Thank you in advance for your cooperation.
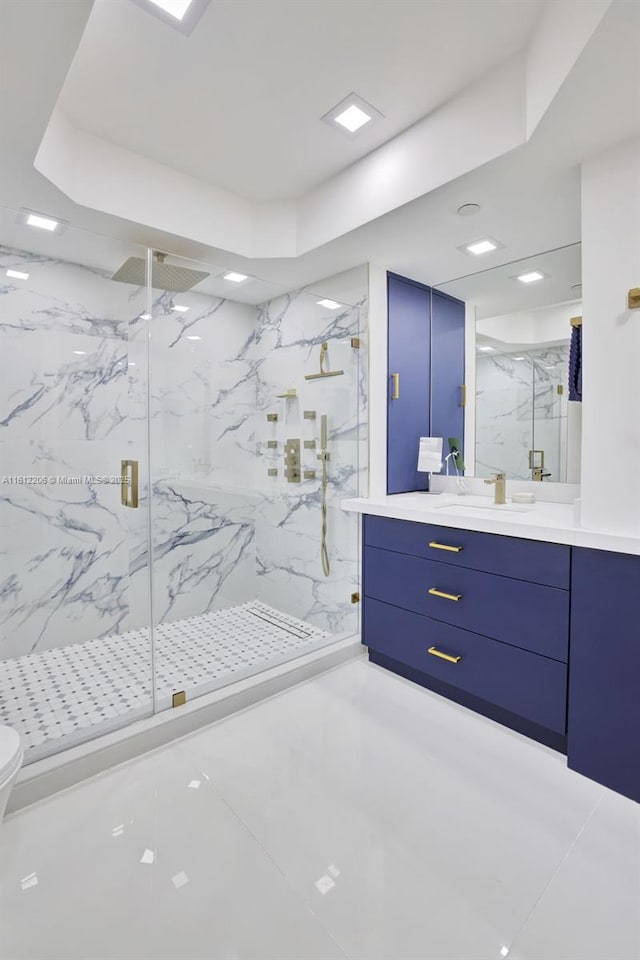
[0,725,23,822]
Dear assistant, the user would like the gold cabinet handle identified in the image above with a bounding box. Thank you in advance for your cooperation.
[391,373,400,400]
[428,646,462,664]
[460,384,467,408]
[120,459,139,508]
[429,541,463,553]
[428,587,462,602]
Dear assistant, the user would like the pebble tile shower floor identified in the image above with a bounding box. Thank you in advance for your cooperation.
[0,602,331,762]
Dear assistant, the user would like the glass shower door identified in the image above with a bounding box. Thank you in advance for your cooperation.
[146,254,366,713]
[0,215,155,762]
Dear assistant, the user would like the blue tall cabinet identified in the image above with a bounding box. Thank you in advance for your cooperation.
[431,290,465,462]
[387,273,465,495]
[387,274,431,494]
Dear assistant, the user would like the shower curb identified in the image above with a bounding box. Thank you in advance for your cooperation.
[7,635,362,816]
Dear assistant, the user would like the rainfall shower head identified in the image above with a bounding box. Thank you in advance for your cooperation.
[111,252,209,292]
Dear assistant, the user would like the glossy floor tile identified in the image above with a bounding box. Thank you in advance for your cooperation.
[1,659,638,960]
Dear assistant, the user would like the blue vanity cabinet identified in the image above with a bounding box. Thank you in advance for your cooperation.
[568,548,640,803]
[387,273,431,494]
[430,291,465,467]
[362,516,571,750]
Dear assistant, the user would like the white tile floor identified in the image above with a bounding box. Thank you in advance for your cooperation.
[1,659,638,960]
[0,602,331,762]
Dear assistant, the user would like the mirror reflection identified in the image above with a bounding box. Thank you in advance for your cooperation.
[434,242,582,483]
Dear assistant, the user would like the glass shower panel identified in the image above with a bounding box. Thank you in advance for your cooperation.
[147,255,366,710]
[0,211,154,762]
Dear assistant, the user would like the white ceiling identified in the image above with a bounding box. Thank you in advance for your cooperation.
[59,0,543,202]
[1,0,638,302]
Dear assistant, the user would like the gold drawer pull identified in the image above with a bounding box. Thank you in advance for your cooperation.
[429,541,463,553]
[428,646,461,664]
[391,373,400,400]
[429,587,462,602]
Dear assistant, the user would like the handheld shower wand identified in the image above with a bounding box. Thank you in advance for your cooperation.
[318,415,330,577]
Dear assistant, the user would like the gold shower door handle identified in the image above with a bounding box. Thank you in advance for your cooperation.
[120,459,139,508]
[391,373,400,400]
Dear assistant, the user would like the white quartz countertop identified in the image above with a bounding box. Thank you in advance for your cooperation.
[342,493,640,556]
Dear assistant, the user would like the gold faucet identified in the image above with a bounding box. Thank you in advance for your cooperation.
[484,472,506,505]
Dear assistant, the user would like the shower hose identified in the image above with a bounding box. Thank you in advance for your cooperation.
[320,452,330,577]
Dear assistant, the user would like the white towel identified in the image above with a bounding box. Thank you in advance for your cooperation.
[417,437,443,474]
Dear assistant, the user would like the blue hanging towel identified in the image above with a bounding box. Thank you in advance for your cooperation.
[569,323,582,402]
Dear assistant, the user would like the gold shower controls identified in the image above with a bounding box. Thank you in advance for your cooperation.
[285,439,301,483]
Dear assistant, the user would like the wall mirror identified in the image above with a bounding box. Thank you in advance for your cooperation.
[433,242,582,483]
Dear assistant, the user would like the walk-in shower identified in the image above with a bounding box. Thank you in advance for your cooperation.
[0,211,367,764]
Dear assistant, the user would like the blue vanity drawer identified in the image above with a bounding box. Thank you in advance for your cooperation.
[364,515,570,589]
[363,599,567,734]
[364,546,569,662]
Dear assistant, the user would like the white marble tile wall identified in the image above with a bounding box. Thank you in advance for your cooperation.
[475,346,568,481]
[0,245,148,661]
[253,274,368,636]
[1,246,367,660]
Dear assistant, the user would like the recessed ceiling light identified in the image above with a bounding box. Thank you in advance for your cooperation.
[466,239,497,255]
[317,299,341,310]
[518,271,545,283]
[223,272,248,283]
[513,356,526,361]
[73,350,87,356]
[6,269,29,280]
[27,213,58,231]
[478,346,495,352]
[17,209,69,234]
[131,0,209,34]
[148,0,192,19]
[335,104,371,133]
[322,93,383,137]
[172,305,189,312]
[457,203,481,216]
[186,335,202,341]
[458,236,503,256]
[139,313,152,320]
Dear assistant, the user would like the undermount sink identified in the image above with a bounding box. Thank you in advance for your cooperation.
[435,499,533,516]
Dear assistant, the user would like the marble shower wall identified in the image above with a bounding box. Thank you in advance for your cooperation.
[1,245,367,658]
[253,269,368,635]
[140,291,259,631]
[475,345,569,481]
[0,244,151,662]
